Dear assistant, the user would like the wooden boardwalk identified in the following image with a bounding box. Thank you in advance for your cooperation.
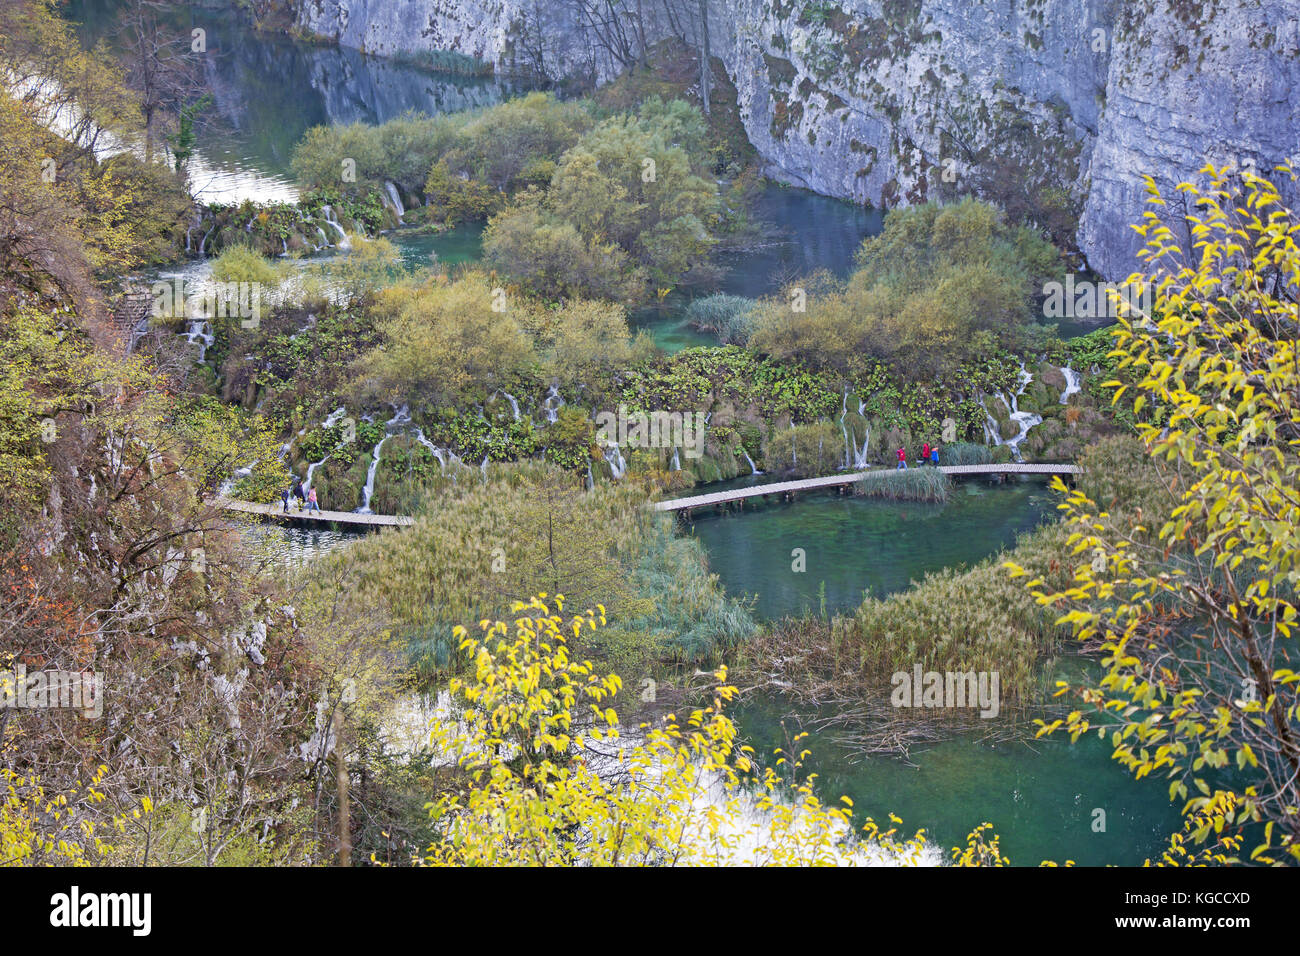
[651,463,1079,513]
[218,497,414,528]
[218,463,1078,525]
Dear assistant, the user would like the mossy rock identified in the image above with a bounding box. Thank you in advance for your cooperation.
[998,417,1021,441]
[1036,362,1067,393]
[991,444,1014,464]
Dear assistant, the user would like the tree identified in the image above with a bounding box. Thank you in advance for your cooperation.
[1011,165,1300,863]
[416,595,955,866]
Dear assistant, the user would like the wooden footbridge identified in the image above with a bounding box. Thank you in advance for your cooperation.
[217,497,414,528]
[217,463,1078,528]
[650,463,1080,513]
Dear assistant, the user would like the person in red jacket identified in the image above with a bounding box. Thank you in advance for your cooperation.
[896,446,907,470]
[921,441,931,464]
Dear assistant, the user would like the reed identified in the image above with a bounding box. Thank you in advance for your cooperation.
[853,467,951,503]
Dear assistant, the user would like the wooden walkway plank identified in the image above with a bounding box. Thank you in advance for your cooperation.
[216,497,414,528]
[217,463,1078,525]
[651,463,1079,513]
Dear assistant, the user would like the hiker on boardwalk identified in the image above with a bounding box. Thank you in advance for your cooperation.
[896,446,907,470]
[293,481,306,510]
[280,485,291,513]
[306,487,320,513]
[921,441,931,465]
[930,444,940,466]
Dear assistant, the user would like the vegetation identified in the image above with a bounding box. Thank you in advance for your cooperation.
[854,467,951,503]
[748,200,1059,378]
[1013,166,1300,862]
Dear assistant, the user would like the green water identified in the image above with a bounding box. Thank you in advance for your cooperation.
[687,478,1182,864]
[630,187,884,352]
[688,476,1054,620]
[733,696,1182,866]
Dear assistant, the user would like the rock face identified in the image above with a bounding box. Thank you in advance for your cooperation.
[292,0,1300,279]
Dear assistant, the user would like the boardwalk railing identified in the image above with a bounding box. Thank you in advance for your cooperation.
[650,463,1079,513]
[218,463,1078,526]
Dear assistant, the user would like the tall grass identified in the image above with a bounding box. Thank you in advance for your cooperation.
[853,467,951,502]
[938,442,992,466]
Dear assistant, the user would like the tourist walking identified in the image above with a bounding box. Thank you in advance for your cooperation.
[307,487,320,513]
[922,441,931,465]
[280,485,291,513]
[931,444,940,466]
[896,446,907,470]
[293,481,306,510]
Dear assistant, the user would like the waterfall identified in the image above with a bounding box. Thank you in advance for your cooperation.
[671,447,681,472]
[790,421,797,468]
[320,205,351,251]
[542,384,565,424]
[586,462,595,490]
[383,181,405,221]
[356,436,388,513]
[1060,366,1081,404]
[199,221,216,256]
[604,444,627,479]
[979,363,1042,461]
[479,455,489,478]
[185,319,214,363]
[316,226,330,249]
[741,449,760,475]
[492,390,521,421]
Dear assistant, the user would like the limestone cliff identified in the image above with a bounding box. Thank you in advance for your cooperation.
[292,0,1300,279]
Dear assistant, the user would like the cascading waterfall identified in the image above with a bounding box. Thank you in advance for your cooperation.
[604,444,628,479]
[303,407,348,493]
[491,390,521,421]
[838,391,872,469]
[979,362,1042,461]
[383,181,405,221]
[671,447,681,472]
[1060,366,1081,404]
[356,437,388,513]
[319,205,351,251]
[741,449,760,475]
[542,384,565,424]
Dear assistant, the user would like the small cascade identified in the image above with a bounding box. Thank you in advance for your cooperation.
[586,462,595,490]
[185,319,214,363]
[979,362,1042,461]
[542,384,565,424]
[604,444,627,479]
[490,390,521,421]
[741,449,761,475]
[356,436,388,513]
[479,455,489,479]
[1060,366,1082,404]
[671,447,682,472]
[383,181,405,222]
[303,457,327,492]
[315,226,330,248]
[790,421,797,468]
[320,205,351,251]
[838,390,871,469]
